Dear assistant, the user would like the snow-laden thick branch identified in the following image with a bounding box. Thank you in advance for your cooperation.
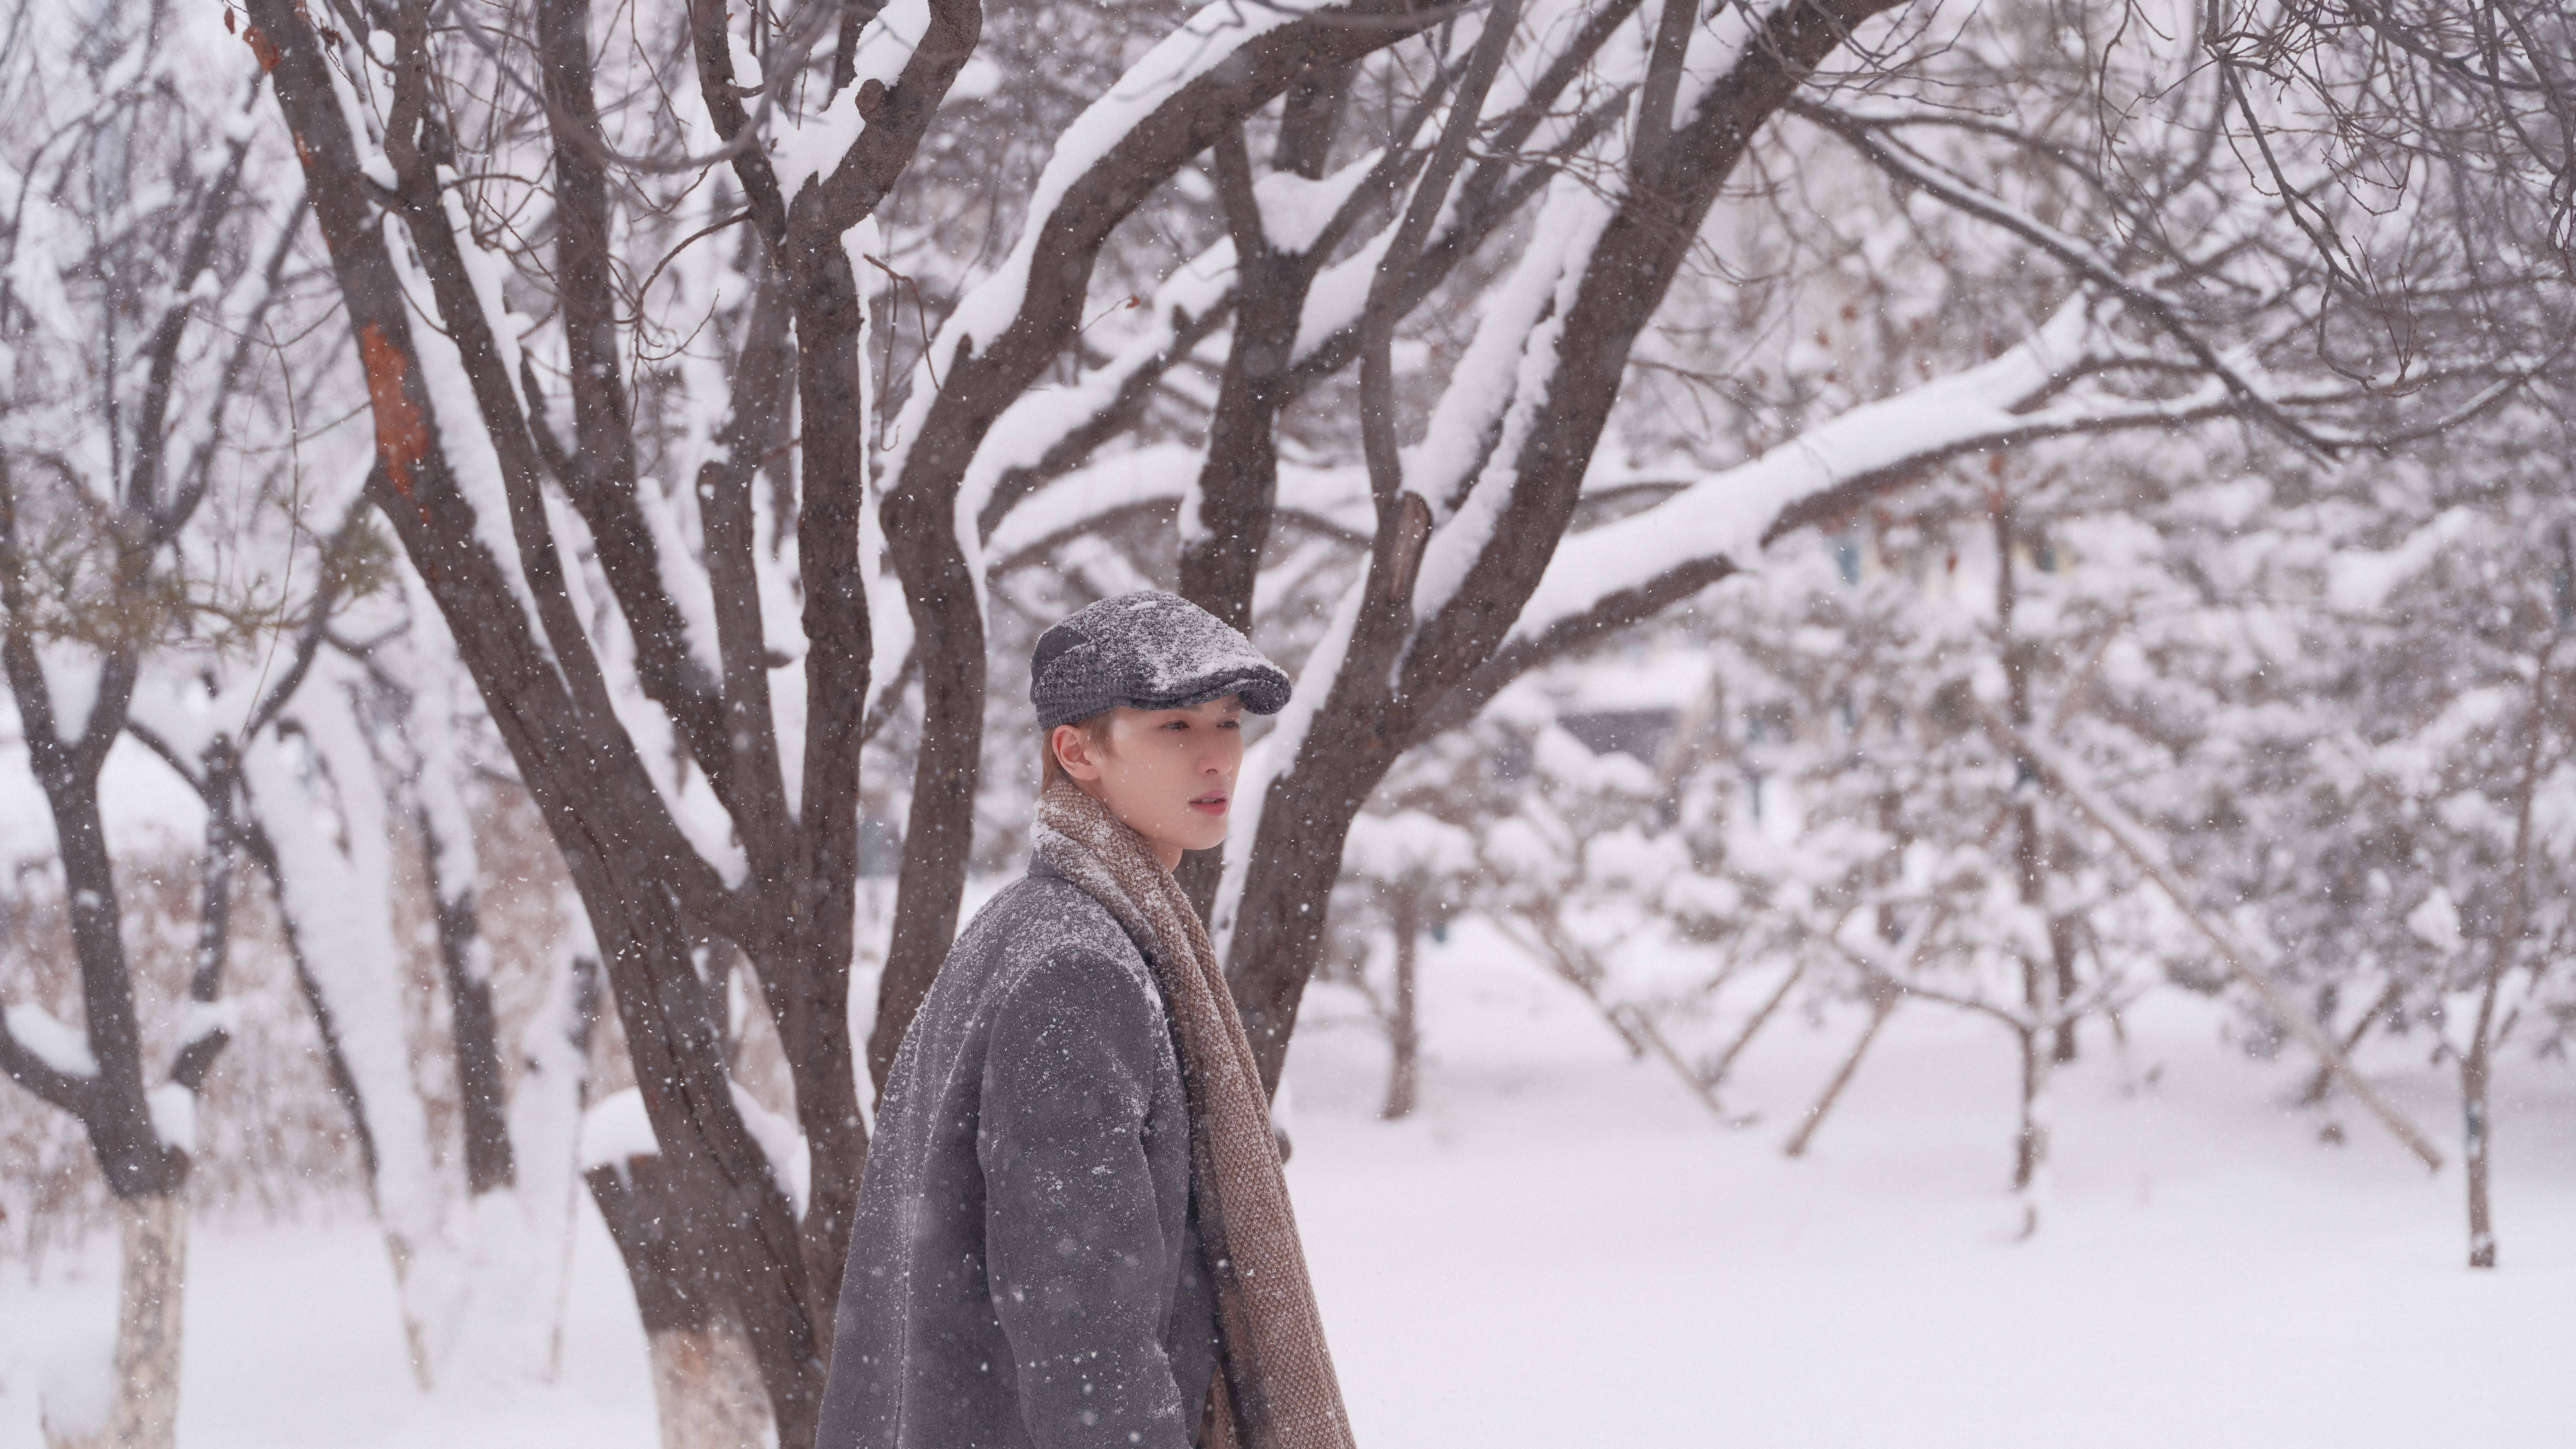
[964,238,1241,540]
[952,5,1637,561]
[984,444,1373,573]
[880,0,1439,521]
[1503,304,2221,654]
[0,1003,101,1116]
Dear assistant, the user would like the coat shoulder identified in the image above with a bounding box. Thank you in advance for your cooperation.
[951,871,1161,1015]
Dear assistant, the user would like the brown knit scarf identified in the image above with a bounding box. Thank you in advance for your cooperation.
[1032,781,1358,1449]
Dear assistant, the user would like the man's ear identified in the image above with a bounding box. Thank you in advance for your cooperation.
[1052,722,1104,782]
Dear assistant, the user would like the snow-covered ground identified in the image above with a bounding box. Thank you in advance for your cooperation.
[3,919,2568,1448]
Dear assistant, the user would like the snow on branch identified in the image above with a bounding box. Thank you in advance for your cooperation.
[965,238,1242,539]
[1407,177,1621,621]
[984,444,1373,574]
[0,990,112,1122]
[768,0,939,212]
[2,1003,100,1080]
[1499,302,2243,660]
[881,0,1441,512]
[579,1081,807,1218]
[960,10,1632,558]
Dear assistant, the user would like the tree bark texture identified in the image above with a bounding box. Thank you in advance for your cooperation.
[589,1157,777,1449]
[109,1192,188,1449]
[1177,68,1357,638]
[1,463,181,1188]
[2012,1025,2050,1192]
[2049,917,2081,1065]
[648,1320,774,1449]
[422,810,513,1196]
[0,768,187,1198]
[167,749,242,1098]
[1382,885,1422,1120]
[44,1192,188,1449]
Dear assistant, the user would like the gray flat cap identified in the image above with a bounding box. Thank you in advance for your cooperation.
[1031,591,1291,730]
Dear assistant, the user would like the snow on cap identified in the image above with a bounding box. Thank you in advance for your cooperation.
[1031,591,1291,730]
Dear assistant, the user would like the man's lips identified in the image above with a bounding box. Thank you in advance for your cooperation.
[1187,794,1228,815]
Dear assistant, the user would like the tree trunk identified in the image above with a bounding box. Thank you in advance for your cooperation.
[2011,1023,2051,1238]
[648,1317,774,1449]
[1996,498,2054,1234]
[2049,915,2080,1064]
[867,550,984,1093]
[110,1192,188,1449]
[426,827,513,1195]
[47,1192,188,1449]
[1176,849,1226,922]
[1382,887,1422,1120]
[2463,1035,2496,1268]
[589,1156,777,1449]
[2299,977,2402,1107]
[250,10,836,1432]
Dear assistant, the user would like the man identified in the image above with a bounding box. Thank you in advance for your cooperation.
[817,591,1357,1449]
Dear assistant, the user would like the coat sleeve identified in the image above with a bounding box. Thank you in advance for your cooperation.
[979,947,1195,1449]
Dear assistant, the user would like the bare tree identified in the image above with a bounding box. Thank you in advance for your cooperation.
[0,4,332,1440]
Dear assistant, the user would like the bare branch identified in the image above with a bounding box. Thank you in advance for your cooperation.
[1788,96,2347,454]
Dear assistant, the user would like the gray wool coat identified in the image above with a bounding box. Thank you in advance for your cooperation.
[815,860,1222,1449]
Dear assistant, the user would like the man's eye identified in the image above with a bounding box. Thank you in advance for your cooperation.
[1220,719,1241,730]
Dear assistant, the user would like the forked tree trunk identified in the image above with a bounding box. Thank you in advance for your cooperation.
[2462,666,2542,1271]
[46,1192,187,1449]
[588,1156,776,1449]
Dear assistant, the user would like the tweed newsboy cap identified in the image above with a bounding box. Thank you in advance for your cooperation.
[1030,591,1291,730]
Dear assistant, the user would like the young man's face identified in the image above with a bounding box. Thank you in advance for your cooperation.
[1053,696,1246,869]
